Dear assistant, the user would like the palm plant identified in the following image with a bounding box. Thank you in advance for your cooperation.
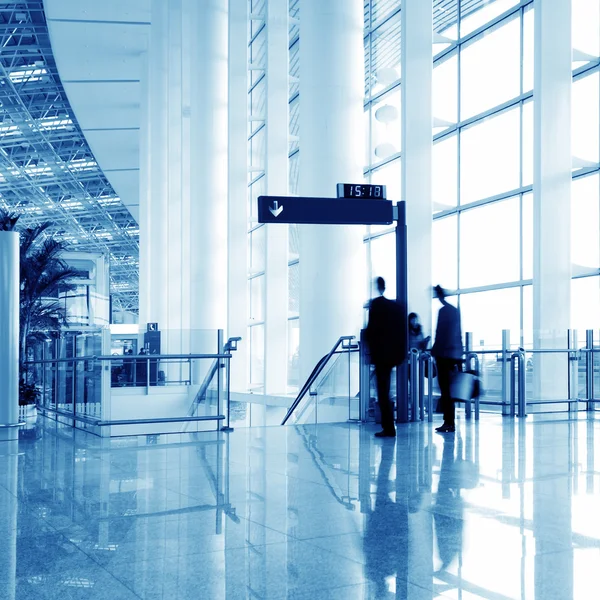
[0,209,80,377]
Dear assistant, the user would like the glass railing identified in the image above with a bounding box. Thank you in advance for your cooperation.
[24,331,241,436]
[282,336,360,426]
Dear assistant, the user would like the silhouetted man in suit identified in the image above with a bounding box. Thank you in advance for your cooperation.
[432,285,463,433]
[366,277,406,438]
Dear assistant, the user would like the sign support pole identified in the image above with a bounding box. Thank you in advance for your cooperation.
[395,202,409,423]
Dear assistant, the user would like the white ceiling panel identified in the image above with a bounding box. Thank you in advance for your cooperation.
[63,82,141,130]
[85,129,140,171]
[45,0,150,23]
[47,21,148,82]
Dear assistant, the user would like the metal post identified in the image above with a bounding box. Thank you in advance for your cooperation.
[395,201,409,423]
[517,349,527,418]
[464,332,473,419]
[510,352,518,417]
[221,355,234,432]
[418,352,425,421]
[501,329,511,415]
[146,357,150,394]
[410,349,419,422]
[586,330,594,411]
[359,329,370,422]
[217,329,223,429]
[568,330,579,412]
[427,355,433,423]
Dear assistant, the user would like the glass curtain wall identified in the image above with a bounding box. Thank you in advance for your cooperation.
[431,0,534,350]
[248,0,599,389]
[571,0,600,334]
[288,0,300,390]
[363,1,402,306]
[248,0,267,390]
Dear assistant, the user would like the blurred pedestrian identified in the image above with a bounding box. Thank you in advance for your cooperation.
[431,285,463,433]
[408,312,430,351]
[366,277,406,438]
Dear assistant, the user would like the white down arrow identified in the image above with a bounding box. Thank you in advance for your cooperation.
[269,201,283,217]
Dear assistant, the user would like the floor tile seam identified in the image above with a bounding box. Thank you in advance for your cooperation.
[28,509,148,600]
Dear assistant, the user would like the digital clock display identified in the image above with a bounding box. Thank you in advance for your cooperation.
[337,183,387,199]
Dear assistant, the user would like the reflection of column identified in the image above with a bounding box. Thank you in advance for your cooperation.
[408,426,434,595]
[0,440,18,600]
[265,0,289,395]
[533,421,573,600]
[401,0,433,329]
[532,0,572,400]
[0,231,19,441]
[298,0,365,381]
[140,0,228,353]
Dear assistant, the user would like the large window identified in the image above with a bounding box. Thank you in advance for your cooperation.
[432,2,534,344]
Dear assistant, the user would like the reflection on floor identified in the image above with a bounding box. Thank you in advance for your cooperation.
[1,413,599,599]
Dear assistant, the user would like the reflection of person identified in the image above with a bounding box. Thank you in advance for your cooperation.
[408,312,430,351]
[366,277,406,438]
[432,285,463,433]
[364,440,408,597]
[434,434,478,573]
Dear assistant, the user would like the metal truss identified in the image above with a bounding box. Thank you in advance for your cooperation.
[0,1,139,314]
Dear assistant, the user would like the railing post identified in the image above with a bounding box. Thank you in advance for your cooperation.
[221,354,234,432]
[510,352,518,417]
[586,329,594,411]
[467,353,480,421]
[410,349,419,422]
[418,352,425,421]
[359,330,370,422]
[217,329,223,429]
[501,329,511,415]
[517,349,527,418]
[568,330,579,412]
[465,332,473,419]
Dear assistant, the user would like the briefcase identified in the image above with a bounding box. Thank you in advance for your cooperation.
[450,371,476,401]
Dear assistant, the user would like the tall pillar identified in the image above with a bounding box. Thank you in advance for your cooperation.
[298,0,366,380]
[402,0,433,330]
[0,231,19,441]
[140,0,228,357]
[265,0,289,394]
[228,0,249,391]
[533,0,572,400]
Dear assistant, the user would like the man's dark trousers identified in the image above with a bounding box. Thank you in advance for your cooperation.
[436,358,460,426]
[375,362,395,433]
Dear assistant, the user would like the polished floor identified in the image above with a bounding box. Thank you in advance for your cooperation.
[1,413,600,599]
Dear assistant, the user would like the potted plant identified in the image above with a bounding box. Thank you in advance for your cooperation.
[1,209,79,412]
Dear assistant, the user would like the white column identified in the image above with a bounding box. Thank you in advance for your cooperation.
[140,0,228,359]
[189,0,228,341]
[265,0,289,394]
[228,0,249,391]
[533,0,572,400]
[402,0,433,330]
[298,0,366,380]
[0,231,19,441]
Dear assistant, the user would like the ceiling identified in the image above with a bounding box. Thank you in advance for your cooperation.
[0,0,142,312]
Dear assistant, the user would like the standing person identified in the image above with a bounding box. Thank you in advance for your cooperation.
[366,277,406,438]
[123,349,134,386]
[408,312,430,351]
[431,285,463,433]
[136,347,148,387]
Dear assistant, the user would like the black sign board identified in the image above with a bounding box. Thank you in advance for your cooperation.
[336,183,386,199]
[257,195,394,226]
[147,323,158,332]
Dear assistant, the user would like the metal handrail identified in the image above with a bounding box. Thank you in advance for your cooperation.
[25,352,233,364]
[281,335,357,425]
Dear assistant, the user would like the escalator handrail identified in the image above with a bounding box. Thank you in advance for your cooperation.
[281,335,357,425]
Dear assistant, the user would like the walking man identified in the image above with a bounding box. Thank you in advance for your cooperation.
[432,285,463,433]
[366,277,406,438]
